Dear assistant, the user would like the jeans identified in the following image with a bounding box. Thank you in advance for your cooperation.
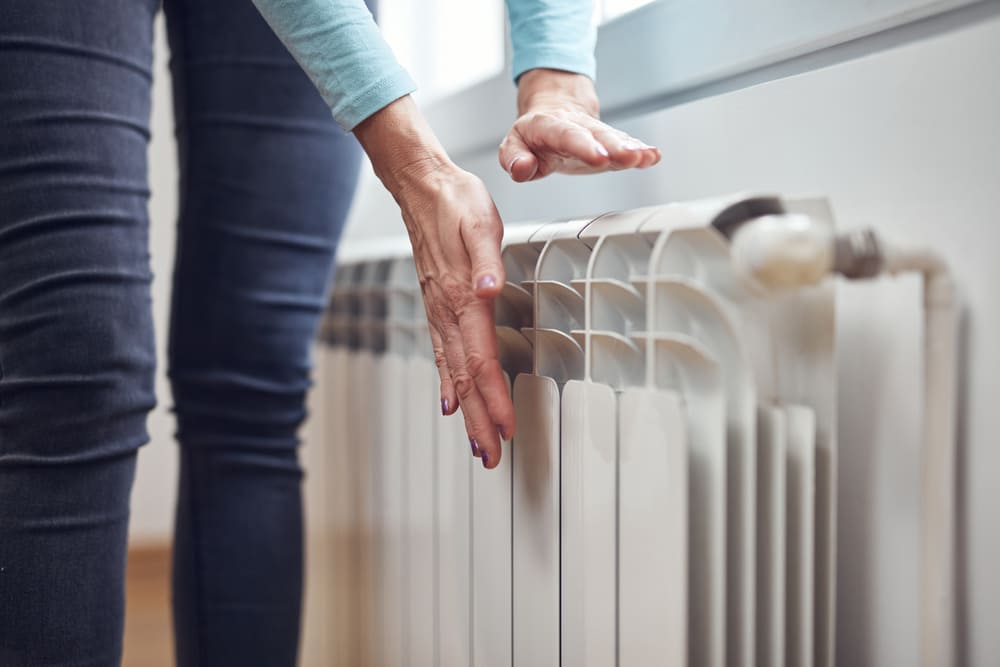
[0,1,362,664]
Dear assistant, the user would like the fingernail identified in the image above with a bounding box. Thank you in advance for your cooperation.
[497,424,507,440]
[481,451,490,468]
[622,140,644,151]
[476,275,497,291]
[470,438,481,457]
[595,144,610,158]
[508,156,522,174]
[441,398,449,415]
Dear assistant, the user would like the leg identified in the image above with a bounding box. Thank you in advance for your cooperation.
[161,1,362,664]
[0,1,159,665]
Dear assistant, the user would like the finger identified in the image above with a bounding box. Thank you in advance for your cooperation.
[630,139,661,168]
[499,132,539,182]
[438,316,502,464]
[587,122,661,170]
[428,324,457,416]
[453,295,516,468]
[521,114,611,168]
[461,209,506,299]
[637,145,662,168]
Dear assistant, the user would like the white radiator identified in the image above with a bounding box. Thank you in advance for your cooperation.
[318,193,840,667]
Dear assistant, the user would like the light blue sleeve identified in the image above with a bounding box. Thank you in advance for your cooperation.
[250,0,416,131]
[505,0,597,82]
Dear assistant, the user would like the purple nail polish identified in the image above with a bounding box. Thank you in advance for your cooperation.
[441,398,449,415]
[481,451,490,468]
[497,424,507,440]
[476,275,497,291]
[470,438,481,457]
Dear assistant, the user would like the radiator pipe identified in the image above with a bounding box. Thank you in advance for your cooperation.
[730,217,958,667]
[884,241,958,667]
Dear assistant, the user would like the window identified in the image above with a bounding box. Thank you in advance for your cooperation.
[377,0,660,103]
[379,0,506,103]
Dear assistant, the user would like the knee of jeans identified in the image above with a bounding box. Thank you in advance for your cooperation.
[169,359,314,456]
[0,291,157,467]
[168,277,325,456]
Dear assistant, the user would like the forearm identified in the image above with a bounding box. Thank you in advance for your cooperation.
[352,96,454,203]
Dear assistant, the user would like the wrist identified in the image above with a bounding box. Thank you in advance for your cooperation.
[516,68,599,117]
[353,95,455,198]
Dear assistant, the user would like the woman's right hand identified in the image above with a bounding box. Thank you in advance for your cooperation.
[355,96,514,468]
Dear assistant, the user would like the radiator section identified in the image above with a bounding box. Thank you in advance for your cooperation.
[318,193,837,666]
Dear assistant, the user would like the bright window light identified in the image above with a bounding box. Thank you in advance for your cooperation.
[379,0,506,104]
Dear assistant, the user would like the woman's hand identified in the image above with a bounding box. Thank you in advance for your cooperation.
[355,97,513,469]
[500,68,661,181]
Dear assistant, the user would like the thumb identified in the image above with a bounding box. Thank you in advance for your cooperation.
[498,131,539,182]
[462,210,506,299]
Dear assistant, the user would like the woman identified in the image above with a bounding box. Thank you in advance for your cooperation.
[0,0,659,664]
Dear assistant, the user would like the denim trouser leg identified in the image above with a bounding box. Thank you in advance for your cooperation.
[1,1,361,665]
[0,1,160,665]
[162,0,360,665]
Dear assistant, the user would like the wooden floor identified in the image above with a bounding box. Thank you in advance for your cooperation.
[122,546,174,667]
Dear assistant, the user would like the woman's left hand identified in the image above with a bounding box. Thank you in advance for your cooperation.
[499,68,661,182]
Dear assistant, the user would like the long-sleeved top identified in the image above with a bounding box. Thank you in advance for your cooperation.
[249,0,595,130]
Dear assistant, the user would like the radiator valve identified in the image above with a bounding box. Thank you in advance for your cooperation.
[730,214,887,288]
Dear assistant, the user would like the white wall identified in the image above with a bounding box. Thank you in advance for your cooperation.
[129,16,179,545]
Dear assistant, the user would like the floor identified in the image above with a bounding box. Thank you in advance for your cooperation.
[123,546,174,667]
